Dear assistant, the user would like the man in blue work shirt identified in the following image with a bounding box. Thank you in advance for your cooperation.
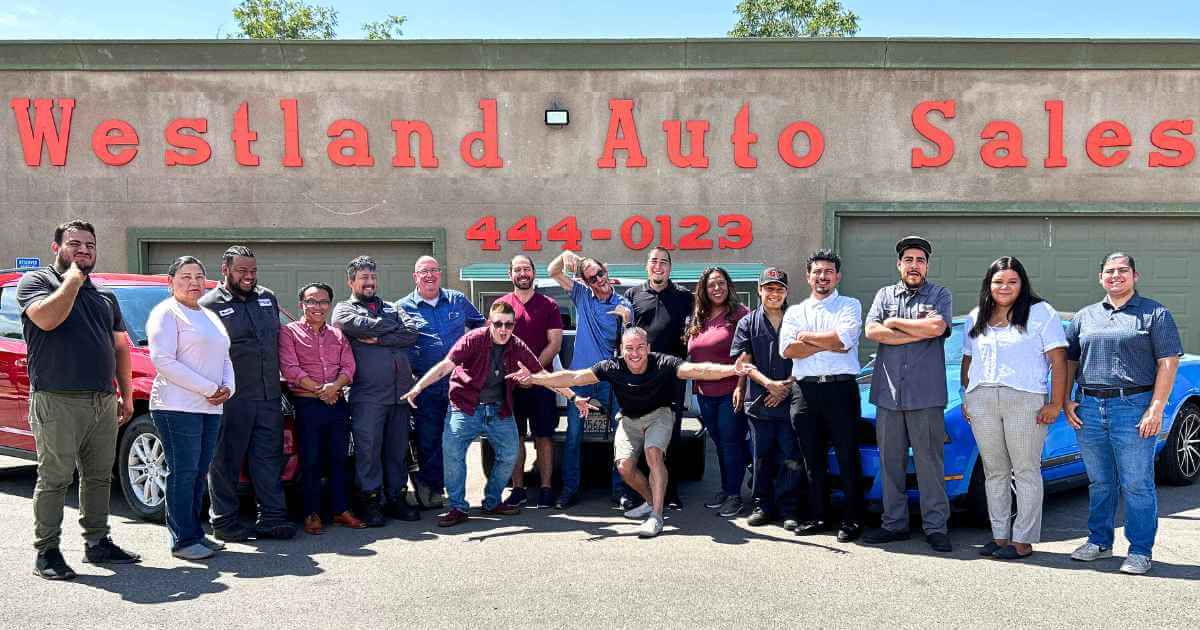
[398,255,485,509]
[548,250,632,509]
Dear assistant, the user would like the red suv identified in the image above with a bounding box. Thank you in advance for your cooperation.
[0,269,298,521]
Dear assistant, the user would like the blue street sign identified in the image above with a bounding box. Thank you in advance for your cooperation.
[16,257,41,268]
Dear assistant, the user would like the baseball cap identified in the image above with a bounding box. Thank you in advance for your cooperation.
[758,267,788,288]
[895,235,933,259]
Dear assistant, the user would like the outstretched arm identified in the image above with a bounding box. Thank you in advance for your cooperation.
[401,358,457,406]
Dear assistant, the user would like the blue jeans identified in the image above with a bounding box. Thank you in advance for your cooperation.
[1075,390,1159,557]
[293,397,351,516]
[697,394,749,496]
[412,386,449,492]
[563,381,618,496]
[151,410,220,551]
[443,403,519,512]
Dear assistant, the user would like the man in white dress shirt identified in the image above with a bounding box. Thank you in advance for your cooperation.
[780,249,865,542]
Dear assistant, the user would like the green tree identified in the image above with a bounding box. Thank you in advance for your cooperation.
[729,0,859,38]
[231,0,339,40]
[362,14,406,40]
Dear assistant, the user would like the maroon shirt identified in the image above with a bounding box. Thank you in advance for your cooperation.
[494,291,562,361]
[448,326,544,417]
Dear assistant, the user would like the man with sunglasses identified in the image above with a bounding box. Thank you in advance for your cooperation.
[548,250,632,509]
[398,256,486,510]
[402,301,585,527]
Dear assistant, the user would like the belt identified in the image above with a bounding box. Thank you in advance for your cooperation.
[1080,385,1154,399]
[798,374,856,384]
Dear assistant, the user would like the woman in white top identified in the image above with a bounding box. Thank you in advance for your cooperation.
[147,256,235,561]
[961,256,1068,560]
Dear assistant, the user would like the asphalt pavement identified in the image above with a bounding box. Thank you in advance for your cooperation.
[0,445,1197,629]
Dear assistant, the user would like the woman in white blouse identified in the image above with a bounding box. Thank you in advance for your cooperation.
[147,256,235,561]
[961,256,1068,560]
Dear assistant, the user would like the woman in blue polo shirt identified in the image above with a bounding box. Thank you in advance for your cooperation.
[1064,252,1182,576]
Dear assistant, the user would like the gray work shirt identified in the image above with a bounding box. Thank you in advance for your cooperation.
[1066,292,1183,389]
[17,267,126,393]
[865,281,953,411]
[331,294,420,405]
[199,284,281,402]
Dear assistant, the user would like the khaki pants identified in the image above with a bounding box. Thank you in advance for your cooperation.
[29,390,117,551]
[965,385,1048,544]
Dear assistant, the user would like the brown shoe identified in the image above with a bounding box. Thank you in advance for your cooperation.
[333,510,367,529]
[481,503,520,516]
[437,508,470,528]
[303,514,325,535]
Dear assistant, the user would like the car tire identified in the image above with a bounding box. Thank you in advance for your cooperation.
[1156,401,1200,486]
[117,413,167,523]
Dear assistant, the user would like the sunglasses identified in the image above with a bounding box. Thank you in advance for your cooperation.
[586,268,608,284]
[490,320,516,329]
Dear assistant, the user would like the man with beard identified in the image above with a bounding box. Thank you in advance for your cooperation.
[493,255,563,509]
[398,256,485,510]
[862,236,954,553]
[547,250,632,509]
[200,245,295,541]
[780,249,865,542]
[331,256,423,526]
[19,219,141,579]
[622,247,692,510]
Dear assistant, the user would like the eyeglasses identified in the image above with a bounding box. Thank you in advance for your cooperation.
[415,268,441,276]
[586,268,608,284]
[302,299,332,307]
[490,320,516,329]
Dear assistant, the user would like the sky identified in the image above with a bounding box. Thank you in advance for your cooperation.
[1,0,1200,39]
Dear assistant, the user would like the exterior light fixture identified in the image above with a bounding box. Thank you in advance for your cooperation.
[545,108,569,127]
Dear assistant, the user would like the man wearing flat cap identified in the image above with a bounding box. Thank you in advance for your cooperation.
[862,236,955,552]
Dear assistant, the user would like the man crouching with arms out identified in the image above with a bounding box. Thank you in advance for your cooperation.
[509,327,754,538]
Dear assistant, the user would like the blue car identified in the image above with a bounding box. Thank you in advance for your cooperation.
[843,317,1200,519]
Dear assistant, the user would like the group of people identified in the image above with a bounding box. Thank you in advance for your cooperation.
[19,219,1182,580]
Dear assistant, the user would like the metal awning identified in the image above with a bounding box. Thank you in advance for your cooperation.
[459,262,765,284]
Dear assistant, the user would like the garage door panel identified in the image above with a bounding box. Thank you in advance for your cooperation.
[839,214,1197,354]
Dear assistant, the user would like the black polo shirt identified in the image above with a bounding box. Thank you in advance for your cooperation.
[17,267,126,393]
[623,281,692,358]
[592,352,685,419]
[200,284,282,401]
[730,306,792,420]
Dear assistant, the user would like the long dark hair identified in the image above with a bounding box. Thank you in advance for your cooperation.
[969,256,1043,338]
[683,267,743,342]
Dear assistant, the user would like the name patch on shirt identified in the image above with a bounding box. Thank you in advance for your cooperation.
[383,306,397,313]
[258,298,273,307]
[218,307,235,317]
[449,310,460,320]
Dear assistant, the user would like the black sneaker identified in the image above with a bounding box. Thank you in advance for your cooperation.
[837,521,863,543]
[255,522,298,540]
[363,493,386,527]
[717,495,744,517]
[504,487,528,507]
[34,548,77,580]
[617,495,637,512]
[704,492,728,509]
[794,520,831,536]
[213,524,255,542]
[665,491,683,511]
[535,487,555,509]
[746,507,774,527]
[926,532,953,552]
[554,491,577,510]
[384,496,422,522]
[83,537,142,564]
[862,528,911,544]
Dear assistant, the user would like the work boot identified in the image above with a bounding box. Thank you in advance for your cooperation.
[385,492,421,522]
[363,492,386,528]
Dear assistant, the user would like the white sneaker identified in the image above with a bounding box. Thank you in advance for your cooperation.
[172,543,215,561]
[637,514,664,538]
[624,502,653,519]
[1119,554,1152,575]
[1070,542,1113,562]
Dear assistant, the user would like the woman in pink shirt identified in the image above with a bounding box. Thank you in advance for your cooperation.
[684,267,751,518]
[279,282,364,534]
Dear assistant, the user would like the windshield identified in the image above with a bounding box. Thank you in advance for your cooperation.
[110,285,171,346]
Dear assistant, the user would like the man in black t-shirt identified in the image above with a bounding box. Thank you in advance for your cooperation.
[18,219,141,580]
[510,327,754,538]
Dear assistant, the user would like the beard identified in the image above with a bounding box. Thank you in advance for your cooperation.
[513,276,533,290]
[226,274,256,297]
[902,274,925,289]
[57,250,94,275]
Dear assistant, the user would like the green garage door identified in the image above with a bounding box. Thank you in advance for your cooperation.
[145,240,434,311]
[837,215,1199,354]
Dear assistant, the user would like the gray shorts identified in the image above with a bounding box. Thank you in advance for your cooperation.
[612,406,674,462]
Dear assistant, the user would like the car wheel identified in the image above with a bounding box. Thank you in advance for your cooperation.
[1157,401,1200,486]
[117,413,167,522]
